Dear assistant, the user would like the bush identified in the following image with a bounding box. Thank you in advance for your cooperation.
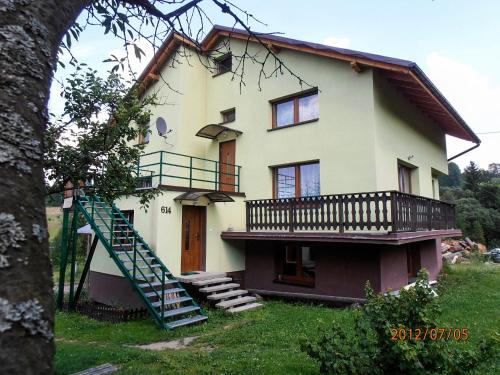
[302,270,495,374]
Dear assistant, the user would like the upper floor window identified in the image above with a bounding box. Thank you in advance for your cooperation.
[272,90,319,128]
[214,53,232,75]
[221,108,235,123]
[398,164,413,194]
[275,162,320,198]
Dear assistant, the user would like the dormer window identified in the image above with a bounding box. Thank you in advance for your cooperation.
[221,108,235,123]
[214,53,232,75]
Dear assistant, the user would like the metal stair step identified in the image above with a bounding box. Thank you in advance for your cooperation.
[151,296,192,307]
[207,289,248,301]
[165,315,207,329]
[199,283,240,293]
[136,273,162,280]
[144,288,185,298]
[192,277,233,286]
[138,279,178,288]
[227,302,263,314]
[161,305,200,318]
[216,296,257,309]
[122,257,156,262]
[127,264,160,270]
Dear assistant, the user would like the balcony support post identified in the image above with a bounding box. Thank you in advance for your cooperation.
[390,192,397,233]
[159,151,163,186]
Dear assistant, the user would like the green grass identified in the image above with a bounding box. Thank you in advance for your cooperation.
[46,207,63,240]
[55,263,500,374]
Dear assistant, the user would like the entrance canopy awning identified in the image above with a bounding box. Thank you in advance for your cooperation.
[174,191,234,204]
[195,123,242,140]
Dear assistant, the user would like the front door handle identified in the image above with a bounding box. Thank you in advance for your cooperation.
[195,233,200,241]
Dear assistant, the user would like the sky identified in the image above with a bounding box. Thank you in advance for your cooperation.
[50,0,500,170]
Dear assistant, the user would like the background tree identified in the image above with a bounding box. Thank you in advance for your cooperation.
[439,162,462,188]
[463,161,487,192]
[440,162,500,247]
[0,1,303,373]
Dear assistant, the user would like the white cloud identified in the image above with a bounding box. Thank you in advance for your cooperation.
[322,36,351,49]
[425,52,500,169]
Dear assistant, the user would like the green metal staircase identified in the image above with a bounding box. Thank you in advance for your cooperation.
[76,195,207,330]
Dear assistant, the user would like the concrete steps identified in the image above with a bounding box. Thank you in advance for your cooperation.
[215,296,257,309]
[199,283,240,293]
[207,289,248,300]
[181,271,262,314]
[227,302,263,314]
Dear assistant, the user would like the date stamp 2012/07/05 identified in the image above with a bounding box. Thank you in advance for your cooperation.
[390,327,469,341]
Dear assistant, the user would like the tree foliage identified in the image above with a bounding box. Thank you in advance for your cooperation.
[463,161,488,192]
[302,271,495,375]
[44,68,159,207]
[439,162,462,188]
[440,162,500,247]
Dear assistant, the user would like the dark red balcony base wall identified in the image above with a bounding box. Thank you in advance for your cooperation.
[244,241,382,299]
[245,239,443,300]
[380,246,408,292]
[419,238,442,281]
[89,271,143,308]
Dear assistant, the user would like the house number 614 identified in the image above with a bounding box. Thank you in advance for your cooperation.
[161,206,172,214]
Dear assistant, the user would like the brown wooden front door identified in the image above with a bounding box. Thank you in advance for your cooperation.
[219,140,236,192]
[181,206,205,273]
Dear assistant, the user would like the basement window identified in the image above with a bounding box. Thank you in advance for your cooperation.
[275,244,315,287]
[214,53,232,76]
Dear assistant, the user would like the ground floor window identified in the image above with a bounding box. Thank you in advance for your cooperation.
[275,243,316,287]
[113,210,134,247]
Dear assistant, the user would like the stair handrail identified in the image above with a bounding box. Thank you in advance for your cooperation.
[109,199,205,318]
[77,194,206,326]
[89,197,166,303]
[75,198,165,327]
[110,201,177,279]
[77,197,159,294]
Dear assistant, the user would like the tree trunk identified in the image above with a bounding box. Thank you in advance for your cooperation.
[0,1,90,373]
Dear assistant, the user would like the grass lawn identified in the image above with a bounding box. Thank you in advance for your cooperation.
[46,206,63,240]
[55,263,500,374]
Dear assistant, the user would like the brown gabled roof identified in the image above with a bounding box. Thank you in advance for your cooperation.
[139,25,479,144]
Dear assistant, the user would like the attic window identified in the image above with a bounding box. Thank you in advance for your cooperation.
[214,53,232,75]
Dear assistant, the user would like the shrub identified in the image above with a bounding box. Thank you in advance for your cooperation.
[302,270,495,374]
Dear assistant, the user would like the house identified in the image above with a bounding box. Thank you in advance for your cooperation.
[87,25,479,309]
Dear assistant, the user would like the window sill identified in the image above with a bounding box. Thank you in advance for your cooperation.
[268,118,319,132]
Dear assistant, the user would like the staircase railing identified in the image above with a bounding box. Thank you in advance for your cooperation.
[76,195,204,328]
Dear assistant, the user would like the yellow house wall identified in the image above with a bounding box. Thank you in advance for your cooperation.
[91,192,246,277]
[91,38,449,278]
[372,71,448,198]
[204,40,379,198]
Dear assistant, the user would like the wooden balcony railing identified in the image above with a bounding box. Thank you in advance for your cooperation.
[245,191,456,233]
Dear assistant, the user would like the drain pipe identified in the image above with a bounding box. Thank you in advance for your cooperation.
[447,142,481,162]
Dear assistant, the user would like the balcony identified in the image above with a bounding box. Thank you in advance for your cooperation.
[245,191,456,233]
[136,150,242,192]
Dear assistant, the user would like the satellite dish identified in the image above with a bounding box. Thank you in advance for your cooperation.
[156,117,168,136]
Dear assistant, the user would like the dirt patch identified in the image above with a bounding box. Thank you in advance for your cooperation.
[132,336,200,350]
